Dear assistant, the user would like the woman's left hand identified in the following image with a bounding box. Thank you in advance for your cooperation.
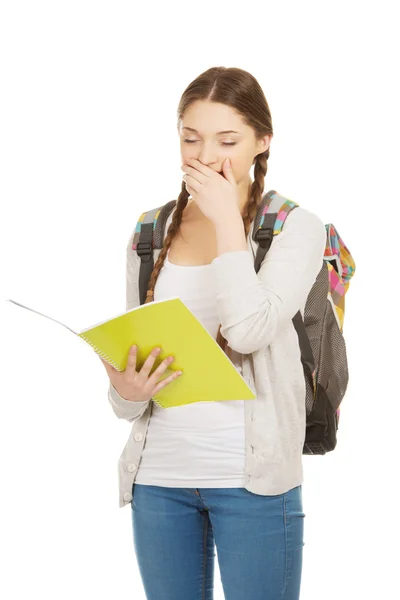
[181,157,241,227]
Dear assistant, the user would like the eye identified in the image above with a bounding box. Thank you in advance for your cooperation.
[183,140,237,146]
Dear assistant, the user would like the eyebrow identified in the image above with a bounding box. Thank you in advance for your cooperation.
[182,126,241,135]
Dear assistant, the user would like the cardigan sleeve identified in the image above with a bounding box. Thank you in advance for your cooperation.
[210,207,326,354]
[107,228,152,423]
[108,382,150,423]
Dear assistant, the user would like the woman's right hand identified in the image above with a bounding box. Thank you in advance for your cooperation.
[100,345,183,402]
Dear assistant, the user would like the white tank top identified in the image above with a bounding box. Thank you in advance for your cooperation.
[134,248,247,488]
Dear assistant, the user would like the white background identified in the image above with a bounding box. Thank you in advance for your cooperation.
[1,1,398,598]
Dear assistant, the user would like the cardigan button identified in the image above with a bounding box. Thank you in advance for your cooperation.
[123,492,132,502]
[127,463,137,472]
[134,432,143,442]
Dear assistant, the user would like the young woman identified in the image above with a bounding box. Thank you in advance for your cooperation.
[101,66,326,600]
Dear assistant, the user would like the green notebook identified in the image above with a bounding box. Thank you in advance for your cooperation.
[7,297,256,409]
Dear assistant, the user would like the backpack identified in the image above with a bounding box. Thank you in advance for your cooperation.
[132,190,356,455]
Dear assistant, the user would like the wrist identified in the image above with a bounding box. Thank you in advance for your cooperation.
[215,215,248,255]
[213,212,243,231]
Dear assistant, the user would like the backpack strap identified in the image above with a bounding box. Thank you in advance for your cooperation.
[252,191,299,273]
[132,200,177,304]
[252,192,319,401]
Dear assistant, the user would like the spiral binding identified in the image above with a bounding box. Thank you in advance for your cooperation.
[151,397,164,409]
[79,333,122,371]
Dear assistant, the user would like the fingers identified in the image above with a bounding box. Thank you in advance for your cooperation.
[138,346,161,378]
[152,370,183,395]
[147,353,175,386]
[126,344,138,373]
[141,348,181,391]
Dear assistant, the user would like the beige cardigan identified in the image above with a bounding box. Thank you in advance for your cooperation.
[108,194,327,508]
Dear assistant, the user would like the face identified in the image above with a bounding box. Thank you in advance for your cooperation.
[178,100,272,188]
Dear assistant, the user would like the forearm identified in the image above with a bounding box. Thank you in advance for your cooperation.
[215,215,248,256]
[210,208,326,354]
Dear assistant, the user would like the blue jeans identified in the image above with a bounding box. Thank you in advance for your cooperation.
[130,482,305,600]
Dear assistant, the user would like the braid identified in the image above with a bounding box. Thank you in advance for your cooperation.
[144,150,269,360]
[143,180,189,305]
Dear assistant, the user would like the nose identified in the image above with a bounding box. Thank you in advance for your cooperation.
[197,145,219,168]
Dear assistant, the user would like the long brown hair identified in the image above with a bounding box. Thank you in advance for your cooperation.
[144,67,273,361]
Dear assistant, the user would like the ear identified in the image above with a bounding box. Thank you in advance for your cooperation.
[258,134,272,153]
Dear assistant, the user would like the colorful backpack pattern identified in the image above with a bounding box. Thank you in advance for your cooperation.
[132,190,356,455]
